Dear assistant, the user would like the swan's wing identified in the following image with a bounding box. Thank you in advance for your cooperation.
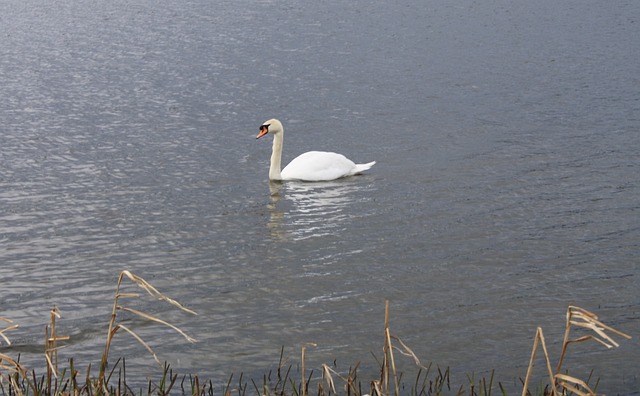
[281,151,358,181]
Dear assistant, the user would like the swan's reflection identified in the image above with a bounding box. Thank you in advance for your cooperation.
[266,182,288,241]
[266,179,370,241]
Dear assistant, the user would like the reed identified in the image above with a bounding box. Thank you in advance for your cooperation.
[293,300,448,396]
[0,316,30,394]
[96,270,197,392]
[521,305,631,396]
[0,277,633,396]
[44,306,70,394]
[0,270,197,395]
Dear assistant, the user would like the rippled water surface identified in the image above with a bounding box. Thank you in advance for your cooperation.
[1,0,639,393]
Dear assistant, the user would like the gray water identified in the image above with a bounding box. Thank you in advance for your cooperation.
[1,0,639,393]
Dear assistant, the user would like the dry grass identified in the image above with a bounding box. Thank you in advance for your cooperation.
[44,306,70,394]
[96,270,197,392]
[0,316,28,393]
[0,276,633,396]
[0,270,197,395]
[521,305,632,396]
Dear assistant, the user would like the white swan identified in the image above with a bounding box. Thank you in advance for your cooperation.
[256,118,375,181]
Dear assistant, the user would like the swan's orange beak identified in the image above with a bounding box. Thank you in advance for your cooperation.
[256,125,269,139]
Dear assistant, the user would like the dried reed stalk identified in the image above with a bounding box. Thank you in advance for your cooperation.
[522,305,631,396]
[301,342,317,396]
[45,305,70,395]
[0,317,18,346]
[379,300,391,396]
[320,362,361,395]
[0,353,26,376]
[555,373,597,396]
[521,327,557,396]
[373,300,430,396]
[556,305,632,374]
[321,364,337,394]
[97,270,197,392]
[0,317,30,393]
[385,326,400,396]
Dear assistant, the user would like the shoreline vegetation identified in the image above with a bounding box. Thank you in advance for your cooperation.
[0,271,631,396]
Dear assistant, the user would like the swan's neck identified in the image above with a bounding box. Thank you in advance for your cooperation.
[269,132,284,181]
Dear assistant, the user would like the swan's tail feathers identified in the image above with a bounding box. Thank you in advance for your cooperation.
[353,161,376,175]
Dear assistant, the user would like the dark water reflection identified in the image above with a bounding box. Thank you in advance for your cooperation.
[1,0,639,393]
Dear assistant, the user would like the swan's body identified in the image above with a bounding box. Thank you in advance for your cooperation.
[256,118,375,182]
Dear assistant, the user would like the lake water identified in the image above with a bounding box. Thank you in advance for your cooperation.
[1,0,639,394]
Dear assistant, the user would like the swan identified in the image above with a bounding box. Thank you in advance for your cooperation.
[256,118,375,181]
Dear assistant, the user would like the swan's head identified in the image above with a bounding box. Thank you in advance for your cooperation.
[256,118,283,139]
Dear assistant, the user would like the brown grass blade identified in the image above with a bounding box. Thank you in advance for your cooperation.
[321,364,337,394]
[121,270,198,315]
[0,352,27,375]
[567,306,597,319]
[569,307,632,340]
[568,307,632,349]
[117,324,162,365]
[320,362,361,395]
[385,327,400,396]
[48,336,71,343]
[558,306,631,372]
[116,292,141,298]
[0,317,18,346]
[521,327,557,396]
[10,377,25,396]
[301,342,316,396]
[371,379,382,396]
[569,319,616,345]
[117,306,197,343]
[390,335,429,371]
[555,373,596,396]
[44,352,57,379]
[51,306,62,319]
[0,324,18,346]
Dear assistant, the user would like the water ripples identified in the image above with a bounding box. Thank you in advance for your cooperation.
[266,180,373,242]
[1,0,639,392]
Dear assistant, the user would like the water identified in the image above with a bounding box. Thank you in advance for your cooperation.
[1,0,639,393]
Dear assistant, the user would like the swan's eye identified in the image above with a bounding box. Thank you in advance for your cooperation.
[260,124,270,130]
